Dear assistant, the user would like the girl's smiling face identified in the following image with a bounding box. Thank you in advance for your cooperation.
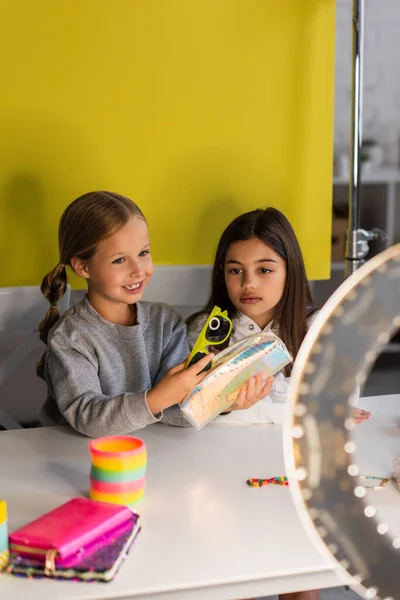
[72,215,154,324]
[224,237,287,329]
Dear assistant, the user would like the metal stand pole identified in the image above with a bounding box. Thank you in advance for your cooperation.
[345,0,386,278]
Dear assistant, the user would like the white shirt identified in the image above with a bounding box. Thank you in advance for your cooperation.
[229,312,273,344]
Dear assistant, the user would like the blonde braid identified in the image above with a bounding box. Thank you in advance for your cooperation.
[36,263,67,379]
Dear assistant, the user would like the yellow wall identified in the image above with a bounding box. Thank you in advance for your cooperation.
[0,0,335,287]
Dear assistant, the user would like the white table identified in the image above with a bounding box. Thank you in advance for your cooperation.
[353,395,400,542]
[0,395,397,600]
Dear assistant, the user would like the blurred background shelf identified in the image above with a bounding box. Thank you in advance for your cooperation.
[310,167,400,356]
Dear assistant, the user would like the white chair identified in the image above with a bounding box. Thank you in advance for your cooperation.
[0,285,71,429]
[144,265,210,319]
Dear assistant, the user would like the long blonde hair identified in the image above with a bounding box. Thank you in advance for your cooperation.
[37,191,145,379]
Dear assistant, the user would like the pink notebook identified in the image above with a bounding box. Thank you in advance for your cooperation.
[7,513,140,582]
[9,498,133,570]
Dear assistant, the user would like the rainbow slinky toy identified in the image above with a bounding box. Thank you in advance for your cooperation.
[89,436,147,507]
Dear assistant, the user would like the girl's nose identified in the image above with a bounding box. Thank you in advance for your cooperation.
[242,276,256,292]
[129,261,144,279]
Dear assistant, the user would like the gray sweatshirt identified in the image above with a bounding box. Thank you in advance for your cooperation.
[40,296,191,437]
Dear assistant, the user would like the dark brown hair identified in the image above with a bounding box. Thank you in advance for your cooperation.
[187,207,315,375]
[36,191,145,379]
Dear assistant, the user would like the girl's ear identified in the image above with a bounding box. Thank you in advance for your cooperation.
[70,257,90,279]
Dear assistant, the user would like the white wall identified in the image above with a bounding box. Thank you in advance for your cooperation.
[335,0,400,165]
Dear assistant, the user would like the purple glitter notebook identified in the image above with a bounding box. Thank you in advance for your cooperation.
[6,513,140,582]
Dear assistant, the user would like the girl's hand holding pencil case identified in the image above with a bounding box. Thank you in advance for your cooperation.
[180,331,292,430]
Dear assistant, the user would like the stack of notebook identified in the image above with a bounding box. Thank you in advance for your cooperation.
[6,497,140,582]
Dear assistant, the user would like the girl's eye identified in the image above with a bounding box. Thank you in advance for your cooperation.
[112,257,125,264]
[228,268,242,275]
[139,250,150,257]
[259,267,272,274]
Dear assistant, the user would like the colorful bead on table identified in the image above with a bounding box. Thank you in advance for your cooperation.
[0,500,8,571]
[246,477,288,487]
